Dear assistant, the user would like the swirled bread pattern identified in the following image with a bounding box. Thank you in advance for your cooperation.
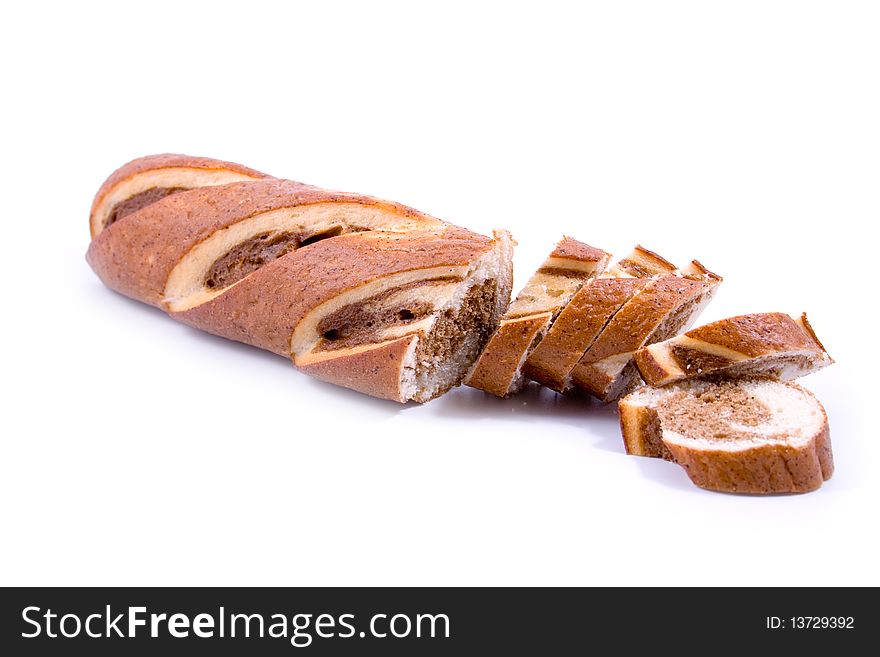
[87,155,513,402]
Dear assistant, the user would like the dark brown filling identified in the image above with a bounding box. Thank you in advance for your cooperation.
[203,224,370,290]
[105,187,188,228]
[416,279,498,366]
[658,384,773,441]
[300,225,346,247]
[717,354,817,381]
[670,344,733,374]
[319,300,434,349]
[617,260,655,278]
[317,279,461,350]
[205,231,301,289]
[537,266,595,279]
[648,292,706,345]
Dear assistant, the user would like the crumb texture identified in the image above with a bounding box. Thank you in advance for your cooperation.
[206,231,302,289]
[620,379,833,494]
[413,279,499,401]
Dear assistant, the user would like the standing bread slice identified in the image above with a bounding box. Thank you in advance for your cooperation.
[634,312,833,386]
[523,246,677,392]
[618,379,833,494]
[465,237,611,397]
[570,261,722,402]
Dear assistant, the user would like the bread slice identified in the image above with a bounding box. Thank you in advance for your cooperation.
[605,244,679,279]
[523,245,677,392]
[465,237,611,397]
[619,379,833,494]
[570,261,722,402]
[634,312,833,386]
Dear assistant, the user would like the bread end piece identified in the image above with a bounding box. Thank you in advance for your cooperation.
[619,380,833,494]
[297,229,514,403]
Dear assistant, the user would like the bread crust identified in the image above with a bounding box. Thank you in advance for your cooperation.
[465,237,610,397]
[86,179,446,308]
[611,244,677,277]
[89,154,268,237]
[172,227,494,356]
[618,381,833,494]
[464,313,551,397]
[664,422,833,494]
[523,277,648,392]
[522,246,682,392]
[571,274,719,401]
[296,335,418,402]
[618,397,674,460]
[87,156,511,403]
[549,236,610,263]
[634,312,833,386]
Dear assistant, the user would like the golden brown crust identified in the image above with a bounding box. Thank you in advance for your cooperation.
[172,227,493,356]
[686,313,817,357]
[632,245,677,271]
[581,277,709,364]
[613,245,677,277]
[296,336,417,402]
[634,312,833,387]
[93,153,267,198]
[89,154,268,237]
[618,398,674,460]
[619,382,833,494]
[798,312,830,353]
[464,313,551,397]
[465,237,609,397]
[87,156,510,403]
[86,179,446,308]
[633,351,674,390]
[524,278,648,391]
[570,275,717,401]
[664,421,833,494]
[682,259,722,281]
[550,236,610,263]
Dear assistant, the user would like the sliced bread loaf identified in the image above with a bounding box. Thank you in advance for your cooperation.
[633,312,832,386]
[570,261,722,402]
[522,246,677,392]
[619,379,833,494]
[465,237,610,397]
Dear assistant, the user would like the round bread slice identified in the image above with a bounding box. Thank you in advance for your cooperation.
[619,379,833,494]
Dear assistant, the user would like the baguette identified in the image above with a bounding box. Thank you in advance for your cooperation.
[634,312,832,386]
[619,379,833,494]
[464,237,610,397]
[570,261,722,402]
[87,155,514,403]
[523,246,677,392]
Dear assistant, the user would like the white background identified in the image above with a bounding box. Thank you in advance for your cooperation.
[2,1,878,586]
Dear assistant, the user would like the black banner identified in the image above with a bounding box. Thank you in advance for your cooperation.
[0,587,866,654]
